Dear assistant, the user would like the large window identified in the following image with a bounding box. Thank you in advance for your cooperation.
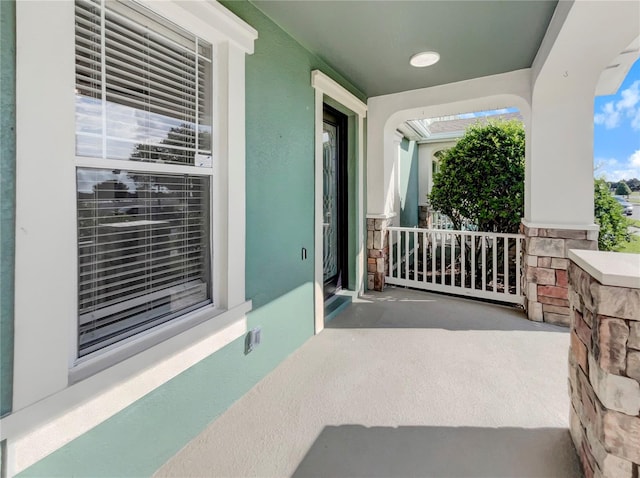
[74,0,214,356]
[13,0,253,438]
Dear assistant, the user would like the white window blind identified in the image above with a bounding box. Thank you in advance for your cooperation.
[77,170,211,355]
[74,0,214,357]
[75,0,212,164]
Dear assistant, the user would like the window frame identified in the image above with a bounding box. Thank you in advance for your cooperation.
[8,2,255,469]
[72,0,218,366]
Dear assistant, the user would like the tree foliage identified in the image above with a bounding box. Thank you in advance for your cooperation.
[594,178,629,251]
[429,120,525,234]
[131,124,210,165]
[610,178,640,192]
[615,181,632,196]
[627,178,640,191]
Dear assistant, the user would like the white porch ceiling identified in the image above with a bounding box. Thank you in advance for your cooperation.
[250,0,559,97]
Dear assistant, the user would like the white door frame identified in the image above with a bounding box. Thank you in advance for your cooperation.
[311,70,367,334]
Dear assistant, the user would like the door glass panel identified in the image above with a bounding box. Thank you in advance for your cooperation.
[323,123,338,282]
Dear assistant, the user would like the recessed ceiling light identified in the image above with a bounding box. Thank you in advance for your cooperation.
[410,51,440,68]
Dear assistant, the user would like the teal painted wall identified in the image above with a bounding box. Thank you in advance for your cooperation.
[399,138,419,227]
[18,284,313,477]
[229,0,365,307]
[17,1,366,476]
[0,0,16,418]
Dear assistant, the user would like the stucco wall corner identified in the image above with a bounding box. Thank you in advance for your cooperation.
[0,0,16,418]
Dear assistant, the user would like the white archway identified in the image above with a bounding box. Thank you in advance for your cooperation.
[367,1,639,231]
[364,1,639,318]
[367,69,532,220]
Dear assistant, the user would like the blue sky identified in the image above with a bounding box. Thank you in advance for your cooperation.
[593,58,640,181]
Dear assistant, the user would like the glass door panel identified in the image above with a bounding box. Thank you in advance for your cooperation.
[322,105,347,299]
[323,122,338,283]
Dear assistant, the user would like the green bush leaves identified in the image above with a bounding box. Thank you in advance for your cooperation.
[429,120,525,234]
[594,178,629,251]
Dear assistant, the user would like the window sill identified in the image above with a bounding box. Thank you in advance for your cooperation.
[71,301,237,383]
[0,300,251,474]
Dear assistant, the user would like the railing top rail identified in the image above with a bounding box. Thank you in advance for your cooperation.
[386,225,524,239]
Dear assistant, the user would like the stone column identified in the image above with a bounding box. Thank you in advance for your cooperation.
[366,217,390,291]
[418,203,430,229]
[418,204,430,255]
[521,223,597,325]
[568,250,640,478]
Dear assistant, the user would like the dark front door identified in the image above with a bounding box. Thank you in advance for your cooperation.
[322,105,348,299]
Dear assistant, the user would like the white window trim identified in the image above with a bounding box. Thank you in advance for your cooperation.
[311,70,367,334]
[6,1,256,474]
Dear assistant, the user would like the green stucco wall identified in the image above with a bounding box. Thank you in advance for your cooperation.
[18,285,313,477]
[0,0,16,418]
[17,1,365,476]
[233,0,365,307]
[399,138,419,227]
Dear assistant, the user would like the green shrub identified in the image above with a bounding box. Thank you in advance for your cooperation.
[429,120,524,233]
[595,178,629,251]
[615,181,632,197]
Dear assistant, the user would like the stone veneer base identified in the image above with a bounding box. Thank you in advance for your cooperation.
[568,260,640,478]
[418,204,430,229]
[521,223,597,326]
[366,217,390,291]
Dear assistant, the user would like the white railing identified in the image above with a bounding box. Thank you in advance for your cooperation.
[386,226,524,304]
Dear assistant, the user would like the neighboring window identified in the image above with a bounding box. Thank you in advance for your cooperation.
[432,151,443,176]
[74,0,214,356]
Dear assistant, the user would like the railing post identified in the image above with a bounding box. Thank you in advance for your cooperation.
[520,221,598,325]
[366,216,390,291]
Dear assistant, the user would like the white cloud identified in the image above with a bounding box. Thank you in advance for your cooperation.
[606,169,640,182]
[596,150,640,181]
[617,80,640,110]
[632,108,640,131]
[594,80,640,130]
[594,157,619,171]
[594,101,621,129]
[77,169,138,194]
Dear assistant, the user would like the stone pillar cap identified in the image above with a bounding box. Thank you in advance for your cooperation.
[569,249,640,288]
[366,212,397,219]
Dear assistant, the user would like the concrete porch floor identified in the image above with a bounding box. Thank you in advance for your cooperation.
[155,287,580,478]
